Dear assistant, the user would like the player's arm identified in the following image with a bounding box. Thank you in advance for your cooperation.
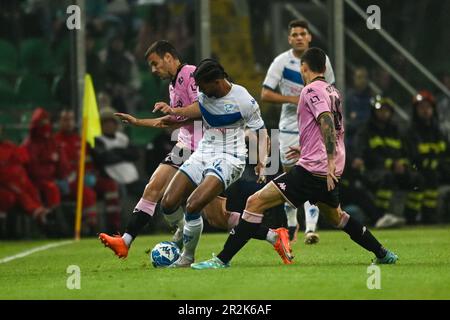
[114,113,187,129]
[153,101,202,119]
[261,87,299,105]
[318,111,338,191]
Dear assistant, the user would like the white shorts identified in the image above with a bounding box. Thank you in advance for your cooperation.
[279,131,299,167]
[179,151,245,190]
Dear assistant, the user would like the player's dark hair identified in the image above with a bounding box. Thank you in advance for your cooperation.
[145,40,180,60]
[193,58,228,83]
[300,47,326,73]
[288,20,310,33]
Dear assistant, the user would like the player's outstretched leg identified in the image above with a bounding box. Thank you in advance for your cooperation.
[192,182,292,270]
[304,201,320,245]
[202,196,240,231]
[99,164,177,259]
[318,203,398,264]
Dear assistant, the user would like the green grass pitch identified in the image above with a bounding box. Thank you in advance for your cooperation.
[1,226,449,299]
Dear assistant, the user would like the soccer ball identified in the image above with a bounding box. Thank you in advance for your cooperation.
[150,241,180,268]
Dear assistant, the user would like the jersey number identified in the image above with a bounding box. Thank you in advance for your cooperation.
[329,95,343,131]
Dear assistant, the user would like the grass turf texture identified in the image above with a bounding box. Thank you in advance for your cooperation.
[1,226,449,299]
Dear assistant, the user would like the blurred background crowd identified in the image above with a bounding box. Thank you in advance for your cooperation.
[0,0,449,239]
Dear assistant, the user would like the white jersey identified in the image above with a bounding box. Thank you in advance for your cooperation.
[263,49,335,133]
[197,83,265,159]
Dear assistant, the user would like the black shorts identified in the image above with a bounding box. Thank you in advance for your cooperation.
[271,165,340,208]
[161,145,193,169]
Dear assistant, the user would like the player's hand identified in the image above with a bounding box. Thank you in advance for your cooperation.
[255,162,266,184]
[153,102,174,114]
[156,115,179,128]
[326,159,338,191]
[115,112,137,125]
[286,145,301,161]
[289,96,300,105]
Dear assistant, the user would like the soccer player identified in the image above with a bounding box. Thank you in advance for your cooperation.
[98,41,240,258]
[192,48,398,270]
[261,20,335,244]
[154,58,290,267]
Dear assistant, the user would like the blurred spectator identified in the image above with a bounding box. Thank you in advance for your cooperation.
[99,30,141,113]
[346,67,373,147]
[406,91,450,223]
[91,108,139,232]
[352,96,420,223]
[54,110,98,232]
[436,72,450,142]
[86,26,105,91]
[0,125,48,223]
[341,158,405,228]
[22,107,70,211]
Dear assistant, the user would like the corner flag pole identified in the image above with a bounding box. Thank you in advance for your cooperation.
[75,74,101,241]
[74,116,87,241]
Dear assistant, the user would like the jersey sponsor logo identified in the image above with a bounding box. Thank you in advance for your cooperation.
[224,103,236,113]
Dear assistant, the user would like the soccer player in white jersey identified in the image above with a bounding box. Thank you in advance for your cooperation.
[98,41,241,259]
[154,59,292,267]
[261,20,335,244]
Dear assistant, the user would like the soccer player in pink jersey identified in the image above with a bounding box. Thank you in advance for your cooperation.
[99,41,240,258]
[192,48,398,269]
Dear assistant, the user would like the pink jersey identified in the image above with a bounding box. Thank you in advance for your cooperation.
[169,64,202,150]
[296,78,345,176]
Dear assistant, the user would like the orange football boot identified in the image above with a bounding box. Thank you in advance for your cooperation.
[273,228,294,264]
[98,233,128,259]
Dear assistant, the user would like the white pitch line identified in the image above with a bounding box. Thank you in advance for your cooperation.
[0,240,74,264]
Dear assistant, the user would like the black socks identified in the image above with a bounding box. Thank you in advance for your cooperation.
[217,219,260,264]
[125,210,152,238]
[343,216,387,258]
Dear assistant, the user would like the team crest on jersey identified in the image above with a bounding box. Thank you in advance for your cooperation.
[224,103,235,113]
[277,182,287,191]
[290,60,296,65]
[178,76,184,85]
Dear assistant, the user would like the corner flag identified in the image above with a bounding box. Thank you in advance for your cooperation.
[75,74,102,240]
[83,74,101,147]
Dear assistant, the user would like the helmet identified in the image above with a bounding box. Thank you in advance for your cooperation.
[370,95,394,111]
[412,90,436,107]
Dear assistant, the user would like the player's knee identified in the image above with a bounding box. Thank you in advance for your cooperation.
[161,193,178,212]
[245,193,263,212]
[143,181,164,201]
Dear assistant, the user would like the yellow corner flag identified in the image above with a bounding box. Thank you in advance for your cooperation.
[75,74,102,240]
[83,74,102,147]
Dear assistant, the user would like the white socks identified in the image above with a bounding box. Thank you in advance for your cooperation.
[122,233,134,248]
[284,203,298,228]
[182,215,204,259]
[304,201,319,233]
[163,206,185,229]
